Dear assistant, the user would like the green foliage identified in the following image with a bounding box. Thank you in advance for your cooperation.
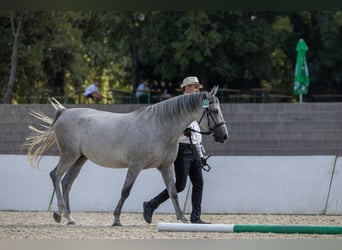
[2,11,342,103]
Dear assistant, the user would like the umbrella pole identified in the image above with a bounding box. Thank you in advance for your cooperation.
[299,94,303,103]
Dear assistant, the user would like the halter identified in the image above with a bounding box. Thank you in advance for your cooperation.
[186,100,226,136]
[198,105,227,134]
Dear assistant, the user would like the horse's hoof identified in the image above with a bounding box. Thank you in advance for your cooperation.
[53,212,62,223]
[112,221,123,226]
[67,221,76,225]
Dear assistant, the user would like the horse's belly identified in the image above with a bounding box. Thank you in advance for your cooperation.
[91,159,129,169]
[83,153,129,169]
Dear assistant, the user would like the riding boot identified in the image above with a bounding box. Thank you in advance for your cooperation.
[143,189,169,224]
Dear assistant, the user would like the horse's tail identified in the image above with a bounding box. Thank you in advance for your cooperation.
[22,97,66,169]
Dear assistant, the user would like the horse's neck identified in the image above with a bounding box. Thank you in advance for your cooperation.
[166,94,204,140]
[139,92,206,142]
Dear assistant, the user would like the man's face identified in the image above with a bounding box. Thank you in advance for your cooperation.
[183,84,201,94]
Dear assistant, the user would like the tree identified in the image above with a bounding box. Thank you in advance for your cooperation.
[2,11,342,103]
[2,13,24,103]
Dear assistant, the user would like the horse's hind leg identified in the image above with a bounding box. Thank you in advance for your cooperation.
[50,154,80,223]
[61,155,87,225]
[113,167,141,226]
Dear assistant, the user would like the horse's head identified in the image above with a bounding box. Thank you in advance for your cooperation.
[199,86,229,143]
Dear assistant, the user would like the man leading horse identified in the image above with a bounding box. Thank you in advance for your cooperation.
[143,76,212,224]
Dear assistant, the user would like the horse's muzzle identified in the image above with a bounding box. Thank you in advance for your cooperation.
[213,124,229,143]
[214,134,228,143]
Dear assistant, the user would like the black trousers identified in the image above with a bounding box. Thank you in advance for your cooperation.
[147,143,204,221]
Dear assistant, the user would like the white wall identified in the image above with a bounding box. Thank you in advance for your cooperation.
[0,155,189,213]
[326,156,342,214]
[0,154,341,215]
[201,156,335,214]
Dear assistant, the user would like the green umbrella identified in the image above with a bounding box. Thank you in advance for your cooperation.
[294,38,310,101]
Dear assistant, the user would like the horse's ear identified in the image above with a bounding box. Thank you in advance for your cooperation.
[209,85,219,96]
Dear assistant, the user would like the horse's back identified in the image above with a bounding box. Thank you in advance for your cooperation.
[52,107,146,168]
[55,108,133,127]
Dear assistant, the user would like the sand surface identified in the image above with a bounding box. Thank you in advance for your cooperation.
[1,211,342,239]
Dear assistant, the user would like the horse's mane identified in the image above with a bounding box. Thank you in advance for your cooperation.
[137,92,208,125]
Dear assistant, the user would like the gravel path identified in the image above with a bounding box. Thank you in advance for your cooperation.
[1,211,342,239]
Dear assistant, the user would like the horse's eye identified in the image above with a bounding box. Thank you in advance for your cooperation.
[213,110,219,114]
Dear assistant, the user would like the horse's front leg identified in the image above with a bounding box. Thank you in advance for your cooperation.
[160,165,189,223]
[113,167,141,226]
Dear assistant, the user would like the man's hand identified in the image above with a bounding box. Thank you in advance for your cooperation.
[201,155,212,172]
[183,128,192,137]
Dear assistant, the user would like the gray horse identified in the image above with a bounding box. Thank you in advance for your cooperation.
[23,86,228,226]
